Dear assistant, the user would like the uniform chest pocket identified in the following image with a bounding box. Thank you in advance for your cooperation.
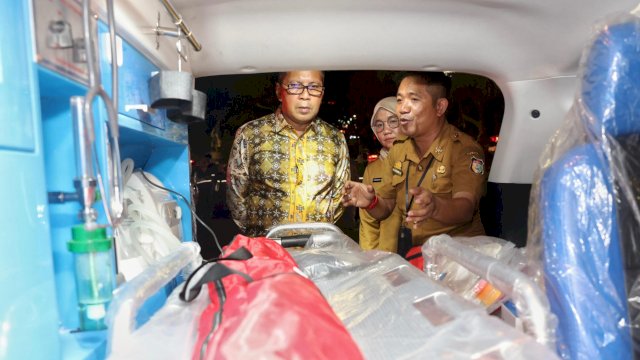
[429,172,453,194]
[390,162,409,189]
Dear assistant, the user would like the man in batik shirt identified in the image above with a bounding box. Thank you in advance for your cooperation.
[226,70,350,236]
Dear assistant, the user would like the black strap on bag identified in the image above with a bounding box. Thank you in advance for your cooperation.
[398,156,435,257]
[202,246,253,263]
[180,246,254,302]
[177,246,255,360]
[405,251,423,261]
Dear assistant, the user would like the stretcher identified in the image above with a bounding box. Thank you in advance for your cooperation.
[105,223,559,359]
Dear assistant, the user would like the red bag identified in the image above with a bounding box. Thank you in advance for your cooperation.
[183,236,363,360]
[405,245,424,270]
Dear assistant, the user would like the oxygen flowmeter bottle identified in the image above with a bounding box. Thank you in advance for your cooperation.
[68,225,114,331]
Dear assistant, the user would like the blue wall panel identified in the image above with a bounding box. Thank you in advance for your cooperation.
[0,1,61,359]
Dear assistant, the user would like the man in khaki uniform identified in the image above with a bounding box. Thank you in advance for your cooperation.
[360,97,404,252]
[343,72,486,252]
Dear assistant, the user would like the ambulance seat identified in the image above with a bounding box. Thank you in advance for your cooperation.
[538,15,640,359]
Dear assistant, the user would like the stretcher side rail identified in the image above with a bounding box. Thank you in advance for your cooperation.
[424,234,556,349]
[265,222,342,238]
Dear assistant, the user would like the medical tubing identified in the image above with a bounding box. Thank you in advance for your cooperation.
[425,235,556,349]
[82,0,98,89]
[113,225,148,263]
[106,0,118,112]
[82,0,124,227]
[126,202,181,250]
[127,221,177,258]
[139,171,223,253]
[105,0,124,224]
[94,152,113,225]
[126,203,173,227]
[108,136,125,224]
[119,226,162,264]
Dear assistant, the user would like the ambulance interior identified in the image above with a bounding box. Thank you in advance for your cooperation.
[2,0,640,359]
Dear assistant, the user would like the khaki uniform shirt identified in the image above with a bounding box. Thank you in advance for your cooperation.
[359,150,403,252]
[377,122,486,245]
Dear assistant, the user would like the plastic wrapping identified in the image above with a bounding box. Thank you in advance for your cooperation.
[192,236,363,360]
[107,236,363,360]
[423,235,525,312]
[105,242,202,357]
[107,280,209,360]
[115,161,183,281]
[526,13,640,359]
[291,232,560,359]
[423,234,556,348]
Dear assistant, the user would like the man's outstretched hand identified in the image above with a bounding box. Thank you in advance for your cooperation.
[342,181,375,208]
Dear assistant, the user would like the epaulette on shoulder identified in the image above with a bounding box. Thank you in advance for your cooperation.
[393,135,410,145]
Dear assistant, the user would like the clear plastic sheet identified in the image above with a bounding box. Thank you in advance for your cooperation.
[423,234,556,348]
[115,164,184,281]
[423,235,525,312]
[291,232,559,359]
[526,13,640,359]
[107,280,209,360]
[105,242,202,358]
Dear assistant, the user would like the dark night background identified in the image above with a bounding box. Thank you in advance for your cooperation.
[189,71,504,259]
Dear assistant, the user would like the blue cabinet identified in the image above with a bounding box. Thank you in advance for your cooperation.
[0,1,61,359]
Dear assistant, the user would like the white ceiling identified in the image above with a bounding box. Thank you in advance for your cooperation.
[168,0,640,82]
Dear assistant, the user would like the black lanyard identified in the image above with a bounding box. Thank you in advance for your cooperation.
[404,155,435,215]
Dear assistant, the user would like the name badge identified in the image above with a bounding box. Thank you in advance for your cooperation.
[392,161,403,176]
[372,177,382,183]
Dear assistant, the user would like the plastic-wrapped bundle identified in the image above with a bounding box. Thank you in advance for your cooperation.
[115,160,183,281]
[422,234,556,349]
[107,278,209,359]
[291,231,559,359]
[108,236,363,360]
[423,235,526,312]
[106,242,203,359]
[526,13,640,359]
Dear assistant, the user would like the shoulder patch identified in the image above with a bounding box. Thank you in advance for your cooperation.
[470,156,485,175]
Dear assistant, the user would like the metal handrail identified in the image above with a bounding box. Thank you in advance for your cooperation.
[160,0,202,52]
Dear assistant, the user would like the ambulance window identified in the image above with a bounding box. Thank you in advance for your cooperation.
[190,71,505,255]
[192,71,504,175]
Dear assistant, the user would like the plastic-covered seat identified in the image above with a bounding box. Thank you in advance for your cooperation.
[530,14,640,359]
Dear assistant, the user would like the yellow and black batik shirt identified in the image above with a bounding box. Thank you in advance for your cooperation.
[226,110,350,236]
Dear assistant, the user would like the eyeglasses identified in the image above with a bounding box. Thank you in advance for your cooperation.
[373,117,399,132]
[281,82,325,97]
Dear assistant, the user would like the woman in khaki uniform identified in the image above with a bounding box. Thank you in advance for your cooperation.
[360,97,403,251]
